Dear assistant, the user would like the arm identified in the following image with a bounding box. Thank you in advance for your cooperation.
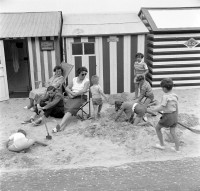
[99,86,107,101]
[115,106,124,121]
[42,94,62,110]
[151,105,165,112]
[52,76,65,89]
[73,81,90,97]
[143,63,149,76]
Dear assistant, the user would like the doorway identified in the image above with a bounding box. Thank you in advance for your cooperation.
[4,39,31,98]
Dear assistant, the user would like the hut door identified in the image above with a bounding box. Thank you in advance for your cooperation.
[0,40,9,101]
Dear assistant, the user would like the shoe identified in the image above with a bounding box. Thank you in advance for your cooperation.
[143,116,148,122]
[171,147,180,153]
[30,107,35,112]
[32,119,42,126]
[21,118,34,124]
[24,106,28,109]
[155,144,165,150]
[52,124,61,133]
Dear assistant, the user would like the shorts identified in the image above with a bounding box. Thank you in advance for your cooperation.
[92,98,103,105]
[158,112,178,128]
[134,103,147,117]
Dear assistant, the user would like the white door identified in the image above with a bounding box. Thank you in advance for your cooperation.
[0,40,9,101]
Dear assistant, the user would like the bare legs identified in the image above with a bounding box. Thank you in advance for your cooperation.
[59,112,72,131]
[155,124,179,151]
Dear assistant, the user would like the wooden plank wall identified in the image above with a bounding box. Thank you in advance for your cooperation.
[146,33,200,88]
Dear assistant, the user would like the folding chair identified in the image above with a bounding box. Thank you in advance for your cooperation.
[76,88,91,121]
[60,62,74,92]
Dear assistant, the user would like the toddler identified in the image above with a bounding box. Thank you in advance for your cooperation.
[90,75,107,119]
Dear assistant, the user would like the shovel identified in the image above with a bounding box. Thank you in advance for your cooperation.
[44,117,52,140]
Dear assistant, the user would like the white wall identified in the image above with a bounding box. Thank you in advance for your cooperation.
[1,0,200,14]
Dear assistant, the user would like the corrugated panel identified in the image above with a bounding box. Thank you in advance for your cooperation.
[62,13,148,36]
[146,33,200,88]
[0,12,62,38]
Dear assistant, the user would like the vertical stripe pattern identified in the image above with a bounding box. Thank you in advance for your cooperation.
[27,37,60,90]
[64,34,144,94]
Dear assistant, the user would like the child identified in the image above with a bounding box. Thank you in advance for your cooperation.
[151,78,179,152]
[133,53,148,99]
[90,75,107,119]
[136,75,154,106]
[114,100,155,126]
[22,86,64,126]
[6,129,47,152]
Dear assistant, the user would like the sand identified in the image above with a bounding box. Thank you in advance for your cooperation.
[0,88,200,171]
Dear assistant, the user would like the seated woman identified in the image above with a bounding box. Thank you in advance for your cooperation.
[52,66,90,133]
[24,65,64,110]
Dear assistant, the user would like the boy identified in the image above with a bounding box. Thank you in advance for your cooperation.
[151,78,179,152]
[133,52,148,99]
[114,100,155,126]
[136,75,154,106]
[90,75,108,119]
[6,129,47,152]
[22,86,64,126]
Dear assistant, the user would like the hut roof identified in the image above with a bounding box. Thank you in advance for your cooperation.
[0,12,62,38]
[62,13,149,36]
[139,7,200,33]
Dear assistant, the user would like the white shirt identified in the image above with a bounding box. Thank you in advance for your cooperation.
[72,77,89,93]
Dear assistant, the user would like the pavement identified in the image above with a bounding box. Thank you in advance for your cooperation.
[1,157,200,191]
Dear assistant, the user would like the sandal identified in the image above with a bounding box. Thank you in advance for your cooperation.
[155,144,165,150]
[52,124,61,133]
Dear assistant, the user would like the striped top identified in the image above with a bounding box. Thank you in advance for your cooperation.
[134,61,148,75]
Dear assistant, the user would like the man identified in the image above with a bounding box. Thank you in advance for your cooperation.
[22,86,64,126]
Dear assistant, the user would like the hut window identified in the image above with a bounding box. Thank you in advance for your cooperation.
[72,42,95,55]
[72,43,83,55]
[84,43,95,55]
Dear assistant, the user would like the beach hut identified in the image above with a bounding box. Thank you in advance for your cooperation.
[0,12,62,101]
[62,13,148,94]
[139,7,200,88]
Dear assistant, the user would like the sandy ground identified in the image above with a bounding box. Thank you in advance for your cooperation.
[0,88,200,171]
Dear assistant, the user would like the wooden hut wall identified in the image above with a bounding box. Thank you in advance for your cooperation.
[27,36,61,90]
[64,34,146,94]
[146,33,200,88]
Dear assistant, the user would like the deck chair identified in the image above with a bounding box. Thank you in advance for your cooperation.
[76,89,91,121]
[60,62,74,87]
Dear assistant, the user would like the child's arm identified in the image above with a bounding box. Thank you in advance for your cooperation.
[151,105,165,112]
[115,106,124,121]
[99,86,108,101]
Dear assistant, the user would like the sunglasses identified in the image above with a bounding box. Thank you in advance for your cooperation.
[81,73,87,76]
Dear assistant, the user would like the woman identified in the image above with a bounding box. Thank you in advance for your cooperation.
[24,65,64,110]
[52,66,90,133]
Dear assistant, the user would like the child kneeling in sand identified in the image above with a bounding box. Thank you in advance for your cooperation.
[6,129,47,152]
[114,100,155,126]
[151,78,179,152]
[90,75,108,120]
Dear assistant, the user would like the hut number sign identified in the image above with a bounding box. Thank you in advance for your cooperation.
[184,38,199,48]
[40,40,54,51]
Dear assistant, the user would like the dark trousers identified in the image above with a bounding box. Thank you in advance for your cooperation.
[40,101,64,118]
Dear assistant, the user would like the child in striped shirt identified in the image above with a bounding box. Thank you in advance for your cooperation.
[133,53,148,99]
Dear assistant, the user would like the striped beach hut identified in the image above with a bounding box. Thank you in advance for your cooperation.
[0,12,62,101]
[62,13,148,94]
[139,7,200,88]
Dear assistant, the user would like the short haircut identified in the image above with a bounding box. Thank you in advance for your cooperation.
[136,75,144,82]
[91,75,99,84]
[160,78,174,91]
[135,52,144,59]
[18,129,26,136]
[47,85,56,92]
[76,67,88,76]
[115,100,124,111]
[53,65,64,74]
